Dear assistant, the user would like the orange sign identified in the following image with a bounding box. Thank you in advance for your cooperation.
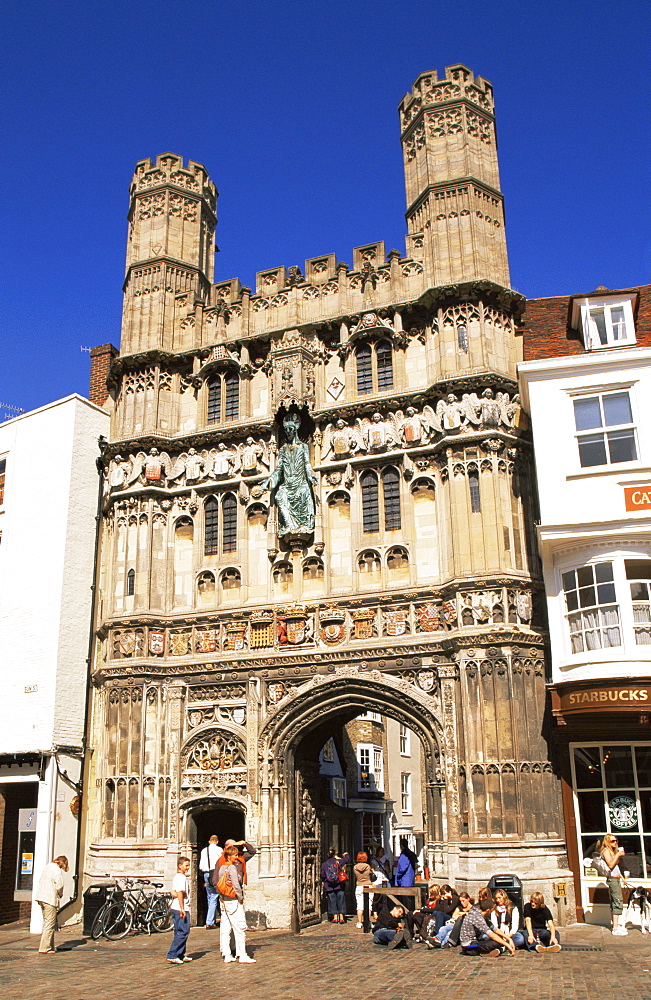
[553,682,651,717]
[625,487,651,511]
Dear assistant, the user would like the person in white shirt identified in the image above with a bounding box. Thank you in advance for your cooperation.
[199,835,223,928]
[166,857,193,964]
[35,856,68,954]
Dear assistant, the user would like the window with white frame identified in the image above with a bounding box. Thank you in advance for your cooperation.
[573,390,637,468]
[401,772,412,814]
[357,743,384,792]
[562,562,621,653]
[562,557,651,654]
[399,724,410,756]
[332,777,347,806]
[577,297,636,350]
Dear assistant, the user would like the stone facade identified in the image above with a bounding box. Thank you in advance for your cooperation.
[85,65,570,928]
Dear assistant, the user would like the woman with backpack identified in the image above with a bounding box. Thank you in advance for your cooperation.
[320,847,350,923]
[216,844,256,963]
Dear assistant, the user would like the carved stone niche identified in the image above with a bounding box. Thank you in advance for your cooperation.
[182,729,247,775]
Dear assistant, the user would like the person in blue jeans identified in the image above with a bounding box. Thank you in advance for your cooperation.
[523,892,561,952]
[373,904,407,946]
[199,835,222,928]
[166,857,193,964]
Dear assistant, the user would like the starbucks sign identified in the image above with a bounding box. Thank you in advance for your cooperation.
[609,795,638,830]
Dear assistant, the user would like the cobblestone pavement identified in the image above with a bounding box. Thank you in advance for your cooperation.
[1,919,650,1000]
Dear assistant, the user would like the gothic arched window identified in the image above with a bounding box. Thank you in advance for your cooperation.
[360,470,379,533]
[207,372,239,424]
[382,466,401,531]
[222,492,237,553]
[126,568,135,596]
[204,497,219,554]
[355,340,394,395]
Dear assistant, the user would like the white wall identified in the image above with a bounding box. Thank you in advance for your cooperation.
[0,395,109,753]
[519,348,651,685]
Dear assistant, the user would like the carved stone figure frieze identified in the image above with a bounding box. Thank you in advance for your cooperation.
[356,412,400,453]
[238,436,269,475]
[400,405,441,445]
[321,419,360,460]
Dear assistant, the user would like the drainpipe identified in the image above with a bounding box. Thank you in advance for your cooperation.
[57,436,107,923]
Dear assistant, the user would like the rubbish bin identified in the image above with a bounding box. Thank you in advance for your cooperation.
[83,884,112,935]
[487,873,524,914]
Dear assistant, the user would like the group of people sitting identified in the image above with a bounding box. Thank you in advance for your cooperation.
[372,883,561,957]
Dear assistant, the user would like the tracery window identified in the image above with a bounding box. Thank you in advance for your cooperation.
[205,497,219,555]
[382,467,401,530]
[222,493,237,553]
[361,471,379,533]
[126,568,135,596]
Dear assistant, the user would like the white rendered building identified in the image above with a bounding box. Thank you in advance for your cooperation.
[0,395,109,930]
[519,285,651,925]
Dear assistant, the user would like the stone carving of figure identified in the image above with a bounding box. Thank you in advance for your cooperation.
[239,436,268,475]
[400,405,440,445]
[322,418,359,460]
[212,442,236,478]
[184,447,205,483]
[258,411,316,537]
[108,454,131,491]
[460,393,481,428]
[438,394,463,432]
[480,388,500,428]
[356,412,399,453]
[144,447,164,483]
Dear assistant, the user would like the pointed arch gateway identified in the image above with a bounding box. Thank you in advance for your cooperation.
[259,668,445,927]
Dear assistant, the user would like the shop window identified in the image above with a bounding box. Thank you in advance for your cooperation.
[562,562,621,653]
[355,340,394,395]
[573,391,637,468]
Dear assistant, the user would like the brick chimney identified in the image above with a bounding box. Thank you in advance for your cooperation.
[89,343,118,408]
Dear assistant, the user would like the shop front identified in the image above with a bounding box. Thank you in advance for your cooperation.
[551,679,651,924]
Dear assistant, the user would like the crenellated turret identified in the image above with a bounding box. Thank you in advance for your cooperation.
[121,153,217,355]
[399,64,510,288]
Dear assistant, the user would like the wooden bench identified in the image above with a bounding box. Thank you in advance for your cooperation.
[361,885,428,933]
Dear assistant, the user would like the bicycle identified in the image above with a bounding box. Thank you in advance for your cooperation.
[91,877,171,939]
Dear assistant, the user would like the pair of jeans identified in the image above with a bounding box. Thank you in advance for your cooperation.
[373,928,396,945]
[220,897,248,959]
[526,928,560,950]
[326,888,345,915]
[203,872,220,925]
[167,911,190,959]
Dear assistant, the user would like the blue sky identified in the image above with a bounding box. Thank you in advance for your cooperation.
[1,0,650,416]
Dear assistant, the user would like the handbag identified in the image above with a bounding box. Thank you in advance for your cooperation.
[338,865,348,883]
[216,868,237,898]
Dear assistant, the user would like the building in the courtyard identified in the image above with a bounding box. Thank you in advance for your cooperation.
[84,64,570,928]
[0,395,109,929]
[519,284,651,925]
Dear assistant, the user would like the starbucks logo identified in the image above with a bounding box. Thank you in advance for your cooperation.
[609,795,638,830]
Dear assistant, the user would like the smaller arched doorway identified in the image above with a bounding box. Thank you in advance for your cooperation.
[184,798,245,925]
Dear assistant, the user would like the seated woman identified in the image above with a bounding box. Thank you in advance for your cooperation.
[490,888,525,949]
[413,885,441,941]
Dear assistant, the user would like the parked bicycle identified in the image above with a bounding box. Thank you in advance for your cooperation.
[91,876,172,940]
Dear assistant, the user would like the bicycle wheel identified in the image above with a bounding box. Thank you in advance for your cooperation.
[149,896,172,932]
[103,900,134,940]
[90,903,110,940]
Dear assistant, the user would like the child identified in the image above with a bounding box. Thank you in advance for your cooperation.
[166,857,192,965]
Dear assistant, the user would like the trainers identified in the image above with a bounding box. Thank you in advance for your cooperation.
[182,956,193,962]
[238,956,256,963]
[548,943,562,952]
[356,922,363,928]
[166,958,184,964]
[223,955,236,963]
[535,944,546,953]
[481,949,501,958]
[612,927,628,936]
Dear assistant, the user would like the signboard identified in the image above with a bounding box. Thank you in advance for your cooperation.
[21,853,33,875]
[553,682,651,717]
[18,809,36,833]
[624,487,651,512]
